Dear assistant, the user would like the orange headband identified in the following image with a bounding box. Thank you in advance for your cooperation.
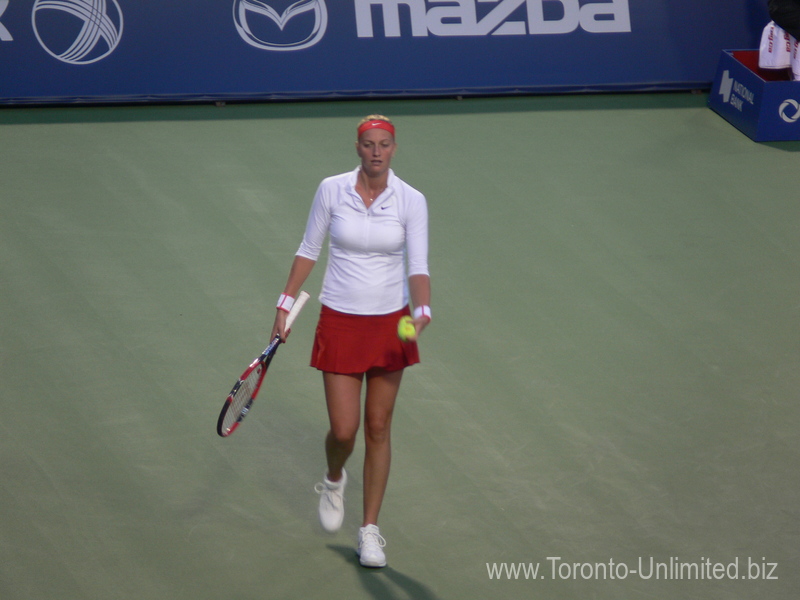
[357,119,395,138]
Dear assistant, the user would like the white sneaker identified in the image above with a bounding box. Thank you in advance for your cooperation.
[357,524,387,568]
[314,469,346,532]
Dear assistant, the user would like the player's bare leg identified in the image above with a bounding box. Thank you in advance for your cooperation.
[362,368,403,526]
[355,368,402,567]
[323,372,362,482]
[316,372,362,532]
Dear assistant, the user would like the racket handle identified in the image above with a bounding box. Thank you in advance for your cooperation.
[285,291,311,330]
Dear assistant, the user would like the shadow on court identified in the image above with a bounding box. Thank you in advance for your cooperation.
[327,545,441,600]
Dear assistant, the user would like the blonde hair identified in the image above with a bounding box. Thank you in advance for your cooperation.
[356,114,395,139]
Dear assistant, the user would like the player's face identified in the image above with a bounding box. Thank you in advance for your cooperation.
[356,129,396,178]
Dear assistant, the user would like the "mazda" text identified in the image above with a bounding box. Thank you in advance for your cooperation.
[355,0,631,37]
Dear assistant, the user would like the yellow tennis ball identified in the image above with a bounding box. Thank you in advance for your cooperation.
[397,315,416,341]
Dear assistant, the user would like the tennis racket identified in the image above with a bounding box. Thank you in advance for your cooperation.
[217,291,311,437]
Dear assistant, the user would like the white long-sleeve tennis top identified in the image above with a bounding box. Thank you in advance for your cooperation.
[296,167,429,315]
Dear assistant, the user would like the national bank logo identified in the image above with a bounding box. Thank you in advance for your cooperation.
[717,70,754,112]
[778,99,800,124]
[32,0,124,65]
[233,0,328,51]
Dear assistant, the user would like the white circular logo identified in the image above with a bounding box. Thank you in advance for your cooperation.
[32,0,123,65]
[233,0,327,52]
[778,99,800,124]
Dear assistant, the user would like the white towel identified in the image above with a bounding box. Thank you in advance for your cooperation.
[759,21,794,69]
[792,37,800,80]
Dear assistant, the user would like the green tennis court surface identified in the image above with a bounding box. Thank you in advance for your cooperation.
[1,94,798,599]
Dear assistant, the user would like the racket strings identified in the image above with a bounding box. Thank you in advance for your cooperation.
[239,364,263,400]
[223,364,264,431]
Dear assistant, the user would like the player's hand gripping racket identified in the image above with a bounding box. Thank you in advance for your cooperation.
[217,291,311,437]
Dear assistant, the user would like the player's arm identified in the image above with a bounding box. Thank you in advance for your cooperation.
[409,273,431,335]
[406,190,431,336]
[272,255,316,341]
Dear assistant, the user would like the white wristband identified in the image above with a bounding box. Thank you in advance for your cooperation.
[413,305,432,322]
[277,293,295,313]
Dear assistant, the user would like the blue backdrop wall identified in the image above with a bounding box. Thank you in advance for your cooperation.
[0,0,770,104]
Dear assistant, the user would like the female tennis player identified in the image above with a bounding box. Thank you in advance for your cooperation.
[270,115,431,568]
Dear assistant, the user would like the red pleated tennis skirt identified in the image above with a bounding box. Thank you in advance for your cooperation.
[310,305,420,374]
